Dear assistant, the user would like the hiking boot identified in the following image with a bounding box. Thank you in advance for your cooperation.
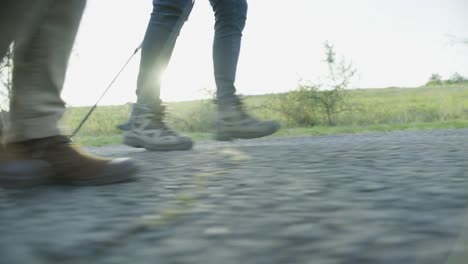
[215,98,280,141]
[4,136,137,186]
[117,121,131,131]
[0,146,52,188]
[123,103,193,151]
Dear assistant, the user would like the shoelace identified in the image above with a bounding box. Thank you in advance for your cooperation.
[218,96,248,118]
[235,101,249,119]
[139,107,178,136]
[232,97,257,121]
[155,120,177,136]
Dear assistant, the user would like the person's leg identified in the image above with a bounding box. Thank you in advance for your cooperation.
[136,0,192,107]
[0,0,51,59]
[6,0,86,143]
[209,0,280,140]
[0,0,55,187]
[1,0,137,187]
[209,0,247,103]
[122,0,193,151]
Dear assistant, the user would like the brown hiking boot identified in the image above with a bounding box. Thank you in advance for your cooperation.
[4,136,138,186]
[0,146,52,188]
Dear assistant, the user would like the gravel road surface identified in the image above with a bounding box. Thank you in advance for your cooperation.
[1,129,467,264]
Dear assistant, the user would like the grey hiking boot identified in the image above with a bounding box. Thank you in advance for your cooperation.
[123,103,193,151]
[117,120,131,131]
[215,98,280,141]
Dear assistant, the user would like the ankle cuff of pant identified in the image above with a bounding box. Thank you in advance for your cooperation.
[137,96,162,107]
[216,96,240,105]
[4,115,62,143]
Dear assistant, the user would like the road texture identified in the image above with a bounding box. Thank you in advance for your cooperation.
[0,129,467,264]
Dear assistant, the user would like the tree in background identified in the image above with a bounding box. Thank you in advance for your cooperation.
[426,72,468,86]
[448,73,467,84]
[426,73,443,86]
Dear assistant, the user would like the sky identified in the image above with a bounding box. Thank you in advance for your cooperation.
[63,0,468,106]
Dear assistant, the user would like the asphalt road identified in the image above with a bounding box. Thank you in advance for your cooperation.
[1,129,467,264]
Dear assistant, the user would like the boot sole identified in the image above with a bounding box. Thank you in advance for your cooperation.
[123,136,193,151]
[0,161,52,188]
[58,159,138,186]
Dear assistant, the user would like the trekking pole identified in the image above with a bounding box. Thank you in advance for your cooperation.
[71,45,141,138]
[71,0,196,138]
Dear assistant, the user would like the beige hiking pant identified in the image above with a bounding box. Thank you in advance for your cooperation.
[0,0,86,143]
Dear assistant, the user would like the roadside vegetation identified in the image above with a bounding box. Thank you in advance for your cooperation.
[63,82,468,146]
[1,43,467,146]
[65,43,468,146]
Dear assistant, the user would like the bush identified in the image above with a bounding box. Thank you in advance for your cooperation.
[447,73,468,84]
[426,73,468,86]
[167,99,215,132]
[271,42,356,126]
[426,73,443,86]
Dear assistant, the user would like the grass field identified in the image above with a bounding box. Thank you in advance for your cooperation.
[64,84,468,146]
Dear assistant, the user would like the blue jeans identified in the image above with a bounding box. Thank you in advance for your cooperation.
[136,0,248,106]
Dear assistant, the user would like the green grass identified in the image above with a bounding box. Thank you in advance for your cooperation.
[275,119,468,137]
[65,84,468,146]
[73,135,124,147]
[74,120,468,146]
